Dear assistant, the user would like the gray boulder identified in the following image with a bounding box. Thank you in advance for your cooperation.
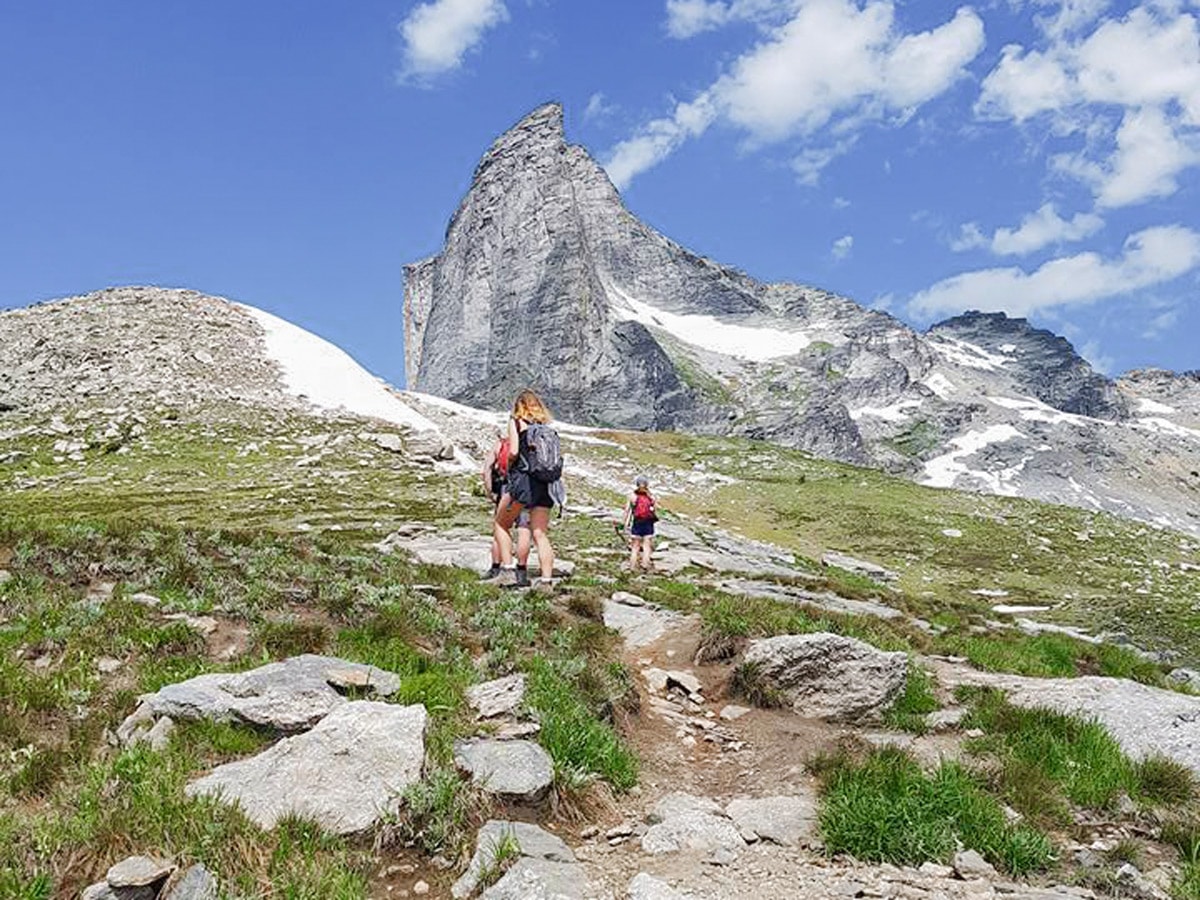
[82,856,175,900]
[186,701,426,834]
[627,873,685,900]
[453,738,553,802]
[129,654,400,734]
[466,674,526,719]
[163,865,218,900]
[603,597,682,649]
[452,820,583,899]
[641,793,746,856]
[741,633,908,722]
[725,794,818,846]
[821,551,899,584]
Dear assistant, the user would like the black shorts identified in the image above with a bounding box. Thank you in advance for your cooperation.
[506,469,554,509]
[630,518,655,537]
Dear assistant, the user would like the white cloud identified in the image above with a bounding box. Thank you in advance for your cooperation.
[833,195,851,209]
[1142,306,1181,338]
[976,45,1074,122]
[832,234,854,260]
[584,92,617,123]
[664,0,784,38]
[975,4,1200,207]
[990,203,1105,255]
[610,0,984,186]
[666,0,734,37]
[1055,107,1200,207]
[910,224,1200,317]
[397,0,509,83]
[950,222,988,252]
[792,139,857,185]
[605,96,718,190]
[1079,338,1115,374]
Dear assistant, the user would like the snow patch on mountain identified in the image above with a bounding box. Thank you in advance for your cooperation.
[607,283,813,362]
[240,305,437,433]
[922,424,1026,495]
[929,335,1010,371]
[850,399,923,422]
[1137,398,1178,415]
[987,396,1093,427]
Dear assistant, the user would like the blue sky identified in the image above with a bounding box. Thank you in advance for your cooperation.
[2,0,1198,384]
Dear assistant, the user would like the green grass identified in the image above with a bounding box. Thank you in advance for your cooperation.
[523,656,638,791]
[935,631,1168,686]
[883,664,939,734]
[962,689,1135,821]
[396,767,487,859]
[817,746,1053,875]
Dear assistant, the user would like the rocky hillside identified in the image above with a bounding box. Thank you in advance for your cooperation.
[6,291,1200,899]
[404,104,1200,537]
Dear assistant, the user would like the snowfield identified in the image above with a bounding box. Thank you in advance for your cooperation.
[239,304,438,433]
[921,424,1026,495]
[606,282,815,362]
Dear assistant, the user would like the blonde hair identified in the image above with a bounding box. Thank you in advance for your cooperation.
[512,389,552,424]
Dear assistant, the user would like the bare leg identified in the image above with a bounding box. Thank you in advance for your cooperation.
[628,536,640,571]
[516,524,532,568]
[641,535,654,571]
[529,507,553,580]
[493,495,523,566]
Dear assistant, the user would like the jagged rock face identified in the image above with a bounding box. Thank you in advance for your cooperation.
[929,311,1125,419]
[404,103,1200,535]
[405,104,705,430]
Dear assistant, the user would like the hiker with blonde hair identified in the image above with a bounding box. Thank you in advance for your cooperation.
[623,474,658,572]
[487,390,565,591]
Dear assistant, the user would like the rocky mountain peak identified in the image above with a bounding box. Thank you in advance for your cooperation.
[928,310,1125,419]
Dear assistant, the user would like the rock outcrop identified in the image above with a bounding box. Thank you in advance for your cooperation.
[186,701,427,834]
[451,820,586,899]
[740,633,908,722]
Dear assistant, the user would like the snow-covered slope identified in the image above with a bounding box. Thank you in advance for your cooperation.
[238,304,437,433]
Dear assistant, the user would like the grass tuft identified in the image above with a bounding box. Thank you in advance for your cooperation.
[729,661,787,709]
[1133,754,1196,805]
[523,656,637,791]
[817,746,1053,875]
[883,664,939,734]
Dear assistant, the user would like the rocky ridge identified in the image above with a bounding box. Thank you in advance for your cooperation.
[404,103,1200,536]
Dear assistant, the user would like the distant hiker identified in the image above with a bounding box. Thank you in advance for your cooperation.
[623,475,658,572]
[481,432,532,585]
[488,390,565,591]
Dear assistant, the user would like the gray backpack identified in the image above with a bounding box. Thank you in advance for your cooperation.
[524,423,563,483]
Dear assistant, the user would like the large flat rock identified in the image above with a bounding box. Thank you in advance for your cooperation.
[743,633,907,723]
[452,820,584,899]
[135,654,400,732]
[453,738,553,801]
[376,530,573,577]
[641,793,746,856]
[932,661,1200,775]
[725,794,818,846]
[603,596,684,649]
[186,700,426,834]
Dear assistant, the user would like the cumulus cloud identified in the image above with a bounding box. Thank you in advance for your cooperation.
[609,0,984,187]
[910,224,1200,317]
[832,234,854,260]
[953,203,1105,255]
[397,0,509,83]
[975,4,1200,207]
[664,0,784,38]
[584,92,617,123]
[1054,107,1200,207]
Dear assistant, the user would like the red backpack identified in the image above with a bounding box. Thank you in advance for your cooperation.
[491,438,510,482]
[632,492,656,522]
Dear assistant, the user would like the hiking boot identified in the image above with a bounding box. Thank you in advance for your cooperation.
[532,577,556,595]
[515,566,530,588]
[482,567,518,587]
[479,564,501,581]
